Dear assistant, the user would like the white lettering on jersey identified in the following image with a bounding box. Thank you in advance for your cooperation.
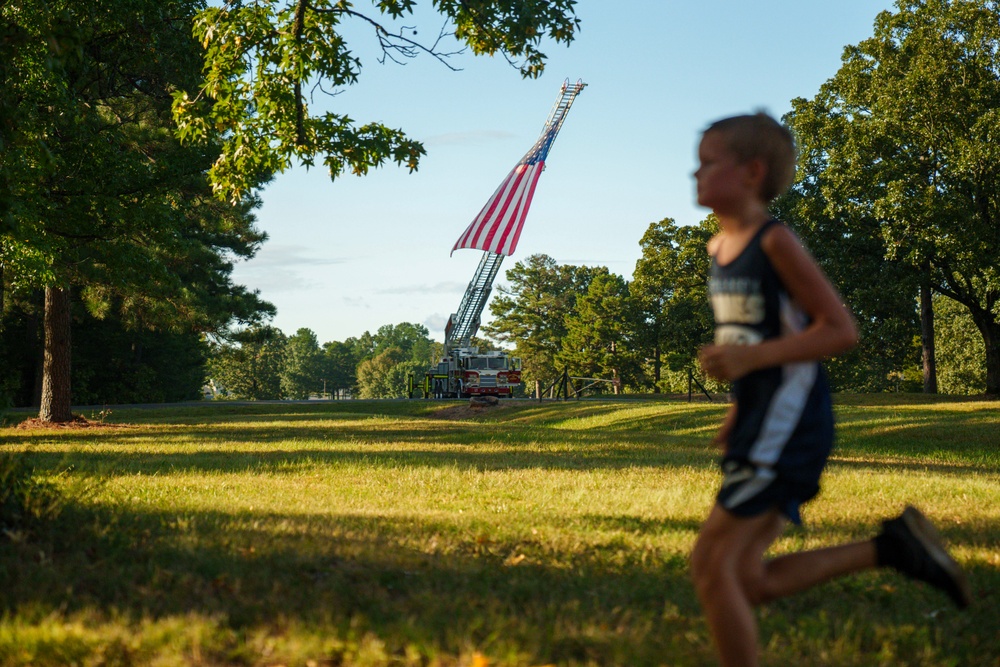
[709,292,765,326]
[714,324,764,346]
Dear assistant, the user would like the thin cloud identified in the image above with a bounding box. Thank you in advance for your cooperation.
[376,281,467,295]
[340,296,372,308]
[233,265,314,293]
[242,244,350,267]
[232,244,351,293]
[423,313,449,334]
[560,258,633,267]
[424,130,517,147]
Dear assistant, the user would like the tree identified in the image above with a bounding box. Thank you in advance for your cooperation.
[71,315,210,405]
[281,327,324,398]
[773,190,920,392]
[933,295,987,394]
[173,0,581,201]
[557,268,641,392]
[208,324,287,399]
[1,0,273,421]
[344,330,377,362]
[356,347,424,399]
[0,3,75,229]
[371,322,437,366]
[784,0,1000,396]
[630,218,716,392]
[483,254,600,389]
[319,323,437,399]
[322,339,362,397]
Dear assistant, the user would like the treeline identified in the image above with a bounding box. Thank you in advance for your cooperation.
[0,217,986,407]
[481,217,985,396]
[3,1,998,413]
[206,323,443,401]
[0,316,443,406]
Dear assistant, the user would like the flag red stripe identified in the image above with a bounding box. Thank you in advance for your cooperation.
[451,163,543,256]
[492,164,542,254]
[471,169,521,250]
[499,166,542,254]
[478,165,531,251]
[452,169,520,253]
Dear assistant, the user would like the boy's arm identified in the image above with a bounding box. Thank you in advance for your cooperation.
[699,225,858,381]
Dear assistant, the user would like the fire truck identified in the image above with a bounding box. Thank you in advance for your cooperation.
[410,80,585,399]
[422,347,522,399]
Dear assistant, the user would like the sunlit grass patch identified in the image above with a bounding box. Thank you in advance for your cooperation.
[1,397,997,666]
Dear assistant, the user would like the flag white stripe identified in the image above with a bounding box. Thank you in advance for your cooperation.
[452,163,544,257]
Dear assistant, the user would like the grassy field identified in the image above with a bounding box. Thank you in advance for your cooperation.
[1,396,998,666]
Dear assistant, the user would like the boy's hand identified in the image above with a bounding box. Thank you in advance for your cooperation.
[710,432,729,452]
[711,398,737,454]
[699,344,754,381]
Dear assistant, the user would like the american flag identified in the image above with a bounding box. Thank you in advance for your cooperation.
[451,80,584,258]
[450,159,544,257]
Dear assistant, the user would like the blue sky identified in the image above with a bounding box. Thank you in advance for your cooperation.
[230,0,897,345]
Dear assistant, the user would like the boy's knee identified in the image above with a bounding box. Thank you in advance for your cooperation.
[691,535,773,605]
[690,537,727,593]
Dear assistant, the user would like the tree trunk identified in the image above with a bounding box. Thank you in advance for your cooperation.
[28,294,44,407]
[920,280,937,394]
[652,343,661,393]
[968,307,1000,398]
[979,322,1000,398]
[40,285,73,422]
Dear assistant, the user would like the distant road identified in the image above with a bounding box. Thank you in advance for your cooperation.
[5,394,703,417]
[4,397,568,414]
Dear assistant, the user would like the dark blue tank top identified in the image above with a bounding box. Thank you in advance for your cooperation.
[708,220,833,479]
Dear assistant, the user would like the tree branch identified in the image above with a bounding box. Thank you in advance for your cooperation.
[293,0,308,147]
[308,2,465,71]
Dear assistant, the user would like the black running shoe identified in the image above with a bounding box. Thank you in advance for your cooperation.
[877,506,972,609]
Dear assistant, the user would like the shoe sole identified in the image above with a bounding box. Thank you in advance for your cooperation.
[902,505,972,609]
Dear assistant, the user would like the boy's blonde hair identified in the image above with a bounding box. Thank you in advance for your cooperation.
[704,112,796,202]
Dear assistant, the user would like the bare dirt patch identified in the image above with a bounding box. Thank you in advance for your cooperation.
[14,415,134,430]
[429,401,514,421]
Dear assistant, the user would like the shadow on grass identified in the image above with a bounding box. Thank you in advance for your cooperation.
[3,401,723,446]
[4,497,998,666]
[3,403,723,475]
[10,444,719,479]
[1,502,706,665]
[3,400,998,664]
[8,442,993,485]
[825,455,1000,477]
[7,400,995,466]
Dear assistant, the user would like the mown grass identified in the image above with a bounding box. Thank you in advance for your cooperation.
[1,396,998,666]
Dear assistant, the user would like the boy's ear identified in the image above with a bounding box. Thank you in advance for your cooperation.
[744,158,768,190]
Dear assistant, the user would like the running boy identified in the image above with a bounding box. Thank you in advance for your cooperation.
[690,112,971,667]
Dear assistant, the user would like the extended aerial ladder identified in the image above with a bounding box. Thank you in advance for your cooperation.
[413,79,585,399]
[444,78,587,351]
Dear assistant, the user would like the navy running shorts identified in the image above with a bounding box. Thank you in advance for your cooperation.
[716,460,821,525]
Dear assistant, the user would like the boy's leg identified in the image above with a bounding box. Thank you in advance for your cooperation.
[753,539,875,602]
[698,505,970,610]
[691,503,970,667]
[691,505,877,667]
[758,506,970,608]
[690,504,786,667]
